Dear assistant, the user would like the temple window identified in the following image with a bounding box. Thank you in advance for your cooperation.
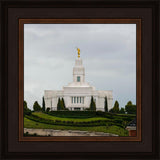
[77,76,80,82]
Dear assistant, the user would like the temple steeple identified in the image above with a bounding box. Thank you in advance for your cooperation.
[73,54,85,83]
[44,49,113,112]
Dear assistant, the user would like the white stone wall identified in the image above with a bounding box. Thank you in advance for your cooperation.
[44,90,113,111]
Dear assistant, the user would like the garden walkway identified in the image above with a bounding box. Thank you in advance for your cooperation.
[24,128,118,136]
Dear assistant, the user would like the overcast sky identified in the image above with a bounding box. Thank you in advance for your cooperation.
[24,24,136,110]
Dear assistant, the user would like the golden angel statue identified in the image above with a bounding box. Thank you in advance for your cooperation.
[77,48,80,58]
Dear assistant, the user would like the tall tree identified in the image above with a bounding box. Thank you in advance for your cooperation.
[104,96,108,112]
[60,99,64,110]
[57,98,64,110]
[89,96,96,111]
[42,96,45,112]
[61,97,66,109]
[125,101,136,114]
[24,100,27,110]
[127,101,132,105]
[57,98,61,111]
[24,100,31,115]
[113,100,119,113]
[33,101,42,111]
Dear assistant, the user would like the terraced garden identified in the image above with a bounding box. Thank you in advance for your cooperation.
[24,111,136,136]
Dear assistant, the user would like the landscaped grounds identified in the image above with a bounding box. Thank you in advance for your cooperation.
[24,111,136,136]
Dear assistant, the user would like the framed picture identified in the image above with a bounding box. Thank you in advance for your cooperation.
[19,19,141,141]
[0,0,159,159]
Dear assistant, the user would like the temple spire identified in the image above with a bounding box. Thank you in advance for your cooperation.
[77,48,80,58]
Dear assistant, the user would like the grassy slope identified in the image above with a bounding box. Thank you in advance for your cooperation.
[24,117,129,136]
[32,112,109,122]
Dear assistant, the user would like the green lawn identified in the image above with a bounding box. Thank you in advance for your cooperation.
[116,113,136,117]
[32,112,109,122]
[24,117,129,136]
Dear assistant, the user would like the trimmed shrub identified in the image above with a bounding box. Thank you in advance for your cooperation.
[46,107,50,113]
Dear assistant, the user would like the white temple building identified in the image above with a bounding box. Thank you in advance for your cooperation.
[44,49,113,111]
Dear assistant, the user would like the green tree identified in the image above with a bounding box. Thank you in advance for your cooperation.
[119,107,125,114]
[125,101,136,114]
[24,100,27,110]
[42,96,45,112]
[60,99,64,110]
[33,101,42,111]
[127,101,132,105]
[112,100,119,113]
[24,100,31,115]
[57,98,64,110]
[104,96,108,112]
[57,98,61,111]
[61,97,66,109]
[89,96,96,111]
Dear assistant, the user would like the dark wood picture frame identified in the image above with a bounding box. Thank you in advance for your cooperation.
[0,0,159,159]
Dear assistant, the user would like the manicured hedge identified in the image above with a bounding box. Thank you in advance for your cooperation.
[45,111,97,118]
[45,111,115,118]
[26,111,136,129]
[44,111,135,121]
[25,114,123,128]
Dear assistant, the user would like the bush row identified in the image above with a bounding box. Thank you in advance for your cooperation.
[45,111,115,119]
[45,111,97,118]
[44,111,135,122]
[25,114,124,128]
